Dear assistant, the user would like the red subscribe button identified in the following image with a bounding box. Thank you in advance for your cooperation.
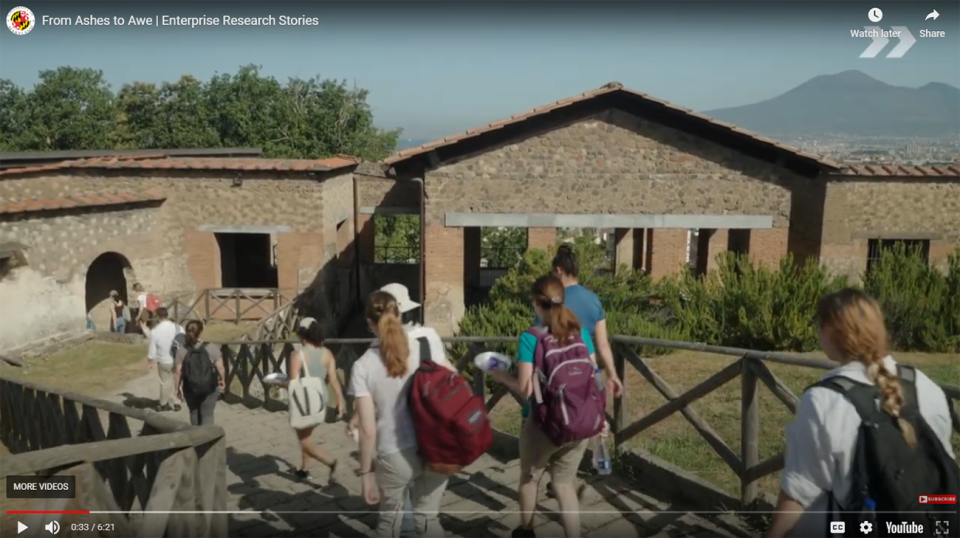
[919,495,957,504]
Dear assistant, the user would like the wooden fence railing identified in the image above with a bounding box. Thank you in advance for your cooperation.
[0,376,227,537]
[208,335,960,509]
[162,288,301,324]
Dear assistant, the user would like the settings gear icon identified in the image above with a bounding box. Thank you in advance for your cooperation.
[860,521,874,534]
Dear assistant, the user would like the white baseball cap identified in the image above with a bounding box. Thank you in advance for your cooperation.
[299,317,318,329]
[379,283,420,314]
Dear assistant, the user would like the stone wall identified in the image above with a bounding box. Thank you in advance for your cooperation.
[820,177,960,281]
[0,167,359,349]
[0,206,171,351]
[356,173,420,210]
[420,110,807,334]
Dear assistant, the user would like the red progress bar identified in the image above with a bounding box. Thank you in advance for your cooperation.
[6,511,91,514]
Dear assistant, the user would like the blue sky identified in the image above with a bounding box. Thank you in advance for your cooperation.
[3,1,958,139]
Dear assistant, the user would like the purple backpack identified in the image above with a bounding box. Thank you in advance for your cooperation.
[526,327,606,446]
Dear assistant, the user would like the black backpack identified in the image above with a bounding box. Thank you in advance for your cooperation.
[182,344,219,397]
[810,365,960,537]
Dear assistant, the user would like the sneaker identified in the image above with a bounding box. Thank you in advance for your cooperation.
[511,527,536,538]
[159,404,173,412]
[293,468,309,480]
[173,404,182,412]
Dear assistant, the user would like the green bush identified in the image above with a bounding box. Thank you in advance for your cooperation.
[457,241,960,354]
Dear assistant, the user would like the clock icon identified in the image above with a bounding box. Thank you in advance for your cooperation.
[868,7,883,22]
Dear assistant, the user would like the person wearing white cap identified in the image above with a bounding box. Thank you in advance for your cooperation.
[283,316,344,483]
[349,283,446,537]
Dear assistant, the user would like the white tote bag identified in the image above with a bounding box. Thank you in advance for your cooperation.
[287,349,327,429]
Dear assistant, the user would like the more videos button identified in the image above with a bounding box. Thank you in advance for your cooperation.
[5,475,76,499]
[919,495,957,504]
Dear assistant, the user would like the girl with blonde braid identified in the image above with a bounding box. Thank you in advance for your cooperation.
[767,288,956,538]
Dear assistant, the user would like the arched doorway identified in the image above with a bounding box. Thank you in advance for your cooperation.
[85,252,135,315]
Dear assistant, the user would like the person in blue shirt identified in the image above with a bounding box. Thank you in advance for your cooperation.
[535,244,624,500]
[536,244,623,396]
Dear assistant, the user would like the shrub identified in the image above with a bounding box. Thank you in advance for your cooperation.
[457,243,960,355]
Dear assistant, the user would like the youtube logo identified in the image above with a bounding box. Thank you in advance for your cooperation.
[919,495,957,504]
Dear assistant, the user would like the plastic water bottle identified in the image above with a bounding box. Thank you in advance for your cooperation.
[592,436,612,475]
[474,351,513,372]
[594,368,605,392]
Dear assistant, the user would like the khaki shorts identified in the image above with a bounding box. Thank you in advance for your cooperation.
[519,418,588,485]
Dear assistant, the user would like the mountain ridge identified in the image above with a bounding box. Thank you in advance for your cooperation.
[703,71,959,138]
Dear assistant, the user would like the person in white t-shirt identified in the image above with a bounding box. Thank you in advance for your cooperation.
[348,283,444,536]
[350,290,455,537]
[147,307,182,412]
[766,289,956,538]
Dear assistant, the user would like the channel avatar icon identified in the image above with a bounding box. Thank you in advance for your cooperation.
[6,6,35,35]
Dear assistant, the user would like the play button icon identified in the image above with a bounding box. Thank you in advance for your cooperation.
[18,521,28,534]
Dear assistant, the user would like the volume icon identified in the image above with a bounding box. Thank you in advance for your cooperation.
[44,520,60,534]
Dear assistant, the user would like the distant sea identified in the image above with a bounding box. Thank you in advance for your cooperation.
[396,138,433,150]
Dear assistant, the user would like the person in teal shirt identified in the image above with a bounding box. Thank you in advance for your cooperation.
[516,326,595,419]
[491,275,596,538]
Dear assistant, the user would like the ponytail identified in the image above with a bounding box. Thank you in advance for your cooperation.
[542,303,580,343]
[184,320,203,348]
[817,288,917,449]
[532,274,580,342]
[366,291,411,378]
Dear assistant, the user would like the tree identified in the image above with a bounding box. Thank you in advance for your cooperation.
[1,65,401,161]
[14,67,116,151]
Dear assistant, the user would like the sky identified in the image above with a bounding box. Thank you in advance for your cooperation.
[2,1,958,139]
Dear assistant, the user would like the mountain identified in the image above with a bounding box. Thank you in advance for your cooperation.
[704,70,960,138]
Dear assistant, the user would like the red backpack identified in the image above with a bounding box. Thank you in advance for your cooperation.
[408,336,493,474]
[145,294,160,312]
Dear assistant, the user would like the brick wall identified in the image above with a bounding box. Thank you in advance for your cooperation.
[648,229,689,280]
[423,224,465,336]
[527,227,557,250]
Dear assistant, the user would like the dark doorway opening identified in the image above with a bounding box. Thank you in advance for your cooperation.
[85,252,134,313]
[215,233,278,288]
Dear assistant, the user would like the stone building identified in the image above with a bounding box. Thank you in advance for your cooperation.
[2,83,958,348]
[0,153,360,352]
[380,82,827,335]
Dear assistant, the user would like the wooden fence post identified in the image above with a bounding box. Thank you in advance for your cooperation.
[612,344,626,447]
[235,292,241,324]
[740,356,759,507]
[204,291,211,323]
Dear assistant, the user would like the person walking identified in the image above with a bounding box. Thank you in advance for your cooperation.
[545,245,623,396]
[766,289,958,537]
[282,317,343,482]
[133,282,149,336]
[147,307,181,412]
[174,320,224,426]
[492,275,605,538]
[540,245,623,498]
[351,290,454,537]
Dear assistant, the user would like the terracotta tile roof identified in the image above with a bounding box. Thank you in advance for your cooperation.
[840,164,960,177]
[0,154,361,177]
[384,82,840,169]
[0,190,166,215]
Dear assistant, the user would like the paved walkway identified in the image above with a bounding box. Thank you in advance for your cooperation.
[107,373,754,538]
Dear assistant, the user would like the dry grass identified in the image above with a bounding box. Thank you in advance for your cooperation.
[487,350,960,499]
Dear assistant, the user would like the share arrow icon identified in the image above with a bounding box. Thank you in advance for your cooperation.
[925,9,939,21]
